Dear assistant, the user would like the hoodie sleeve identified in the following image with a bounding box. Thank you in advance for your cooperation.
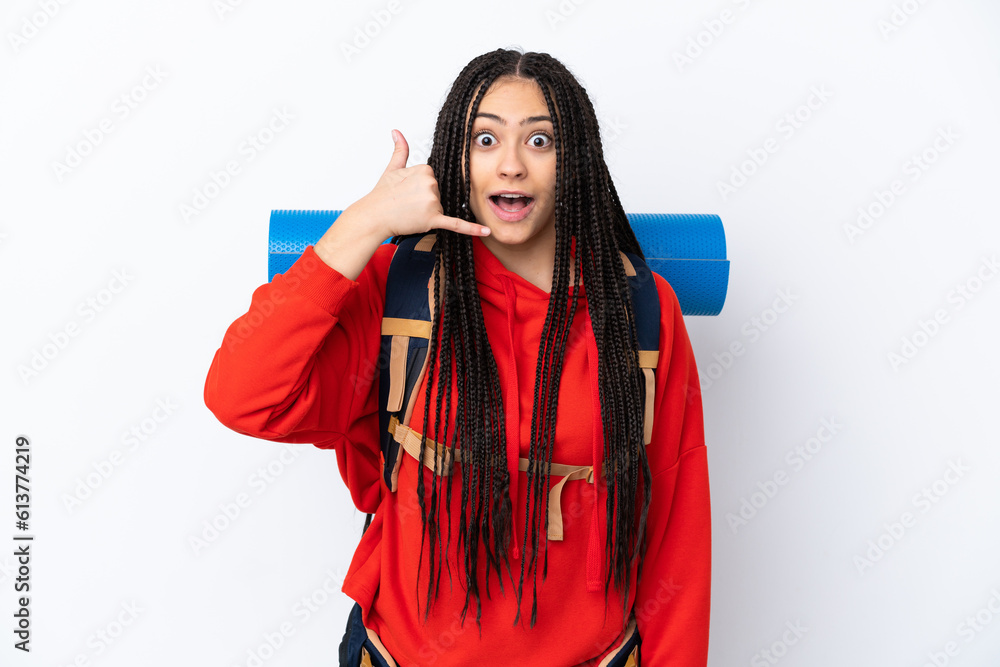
[633,273,712,665]
[203,243,396,513]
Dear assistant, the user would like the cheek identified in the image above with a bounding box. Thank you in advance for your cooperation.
[468,161,489,195]
[532,156,557,190]
[467,178,487,218]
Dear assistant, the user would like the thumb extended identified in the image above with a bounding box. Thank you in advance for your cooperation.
[384,129,409,173]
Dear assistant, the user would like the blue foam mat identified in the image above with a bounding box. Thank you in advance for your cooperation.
[268,210,729,316]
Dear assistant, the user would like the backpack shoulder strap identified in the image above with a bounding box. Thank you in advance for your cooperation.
[378,233,438,493]
[620,251,661,445]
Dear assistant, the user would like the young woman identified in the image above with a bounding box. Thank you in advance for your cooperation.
[205,48,711,666]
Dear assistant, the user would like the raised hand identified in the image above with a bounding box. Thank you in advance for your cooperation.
[313,129,489,280]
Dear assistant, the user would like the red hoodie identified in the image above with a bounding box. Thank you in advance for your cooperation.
[204,237,711,665]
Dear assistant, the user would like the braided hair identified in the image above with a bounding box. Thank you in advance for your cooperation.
[415,48,652,631]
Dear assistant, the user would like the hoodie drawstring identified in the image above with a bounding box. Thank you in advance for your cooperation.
[498,271,602,590]
[584,314,605,593]
[497,275,521,561]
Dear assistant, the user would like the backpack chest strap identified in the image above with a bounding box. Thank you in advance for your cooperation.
[388,416,597,542]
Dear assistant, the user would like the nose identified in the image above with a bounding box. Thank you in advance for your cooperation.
[497,143,526,179]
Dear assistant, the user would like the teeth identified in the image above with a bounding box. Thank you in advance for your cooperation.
[498,193,527,198]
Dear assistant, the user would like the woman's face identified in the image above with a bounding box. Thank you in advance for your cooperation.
[465,76,558,258]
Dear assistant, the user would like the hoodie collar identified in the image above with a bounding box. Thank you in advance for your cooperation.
[472,236,587,297]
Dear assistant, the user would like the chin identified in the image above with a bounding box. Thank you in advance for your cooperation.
[481,221,534,245]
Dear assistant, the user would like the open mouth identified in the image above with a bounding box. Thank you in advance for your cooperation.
[490,194,534,212]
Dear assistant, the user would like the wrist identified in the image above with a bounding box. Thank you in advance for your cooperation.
[313,205,385,280]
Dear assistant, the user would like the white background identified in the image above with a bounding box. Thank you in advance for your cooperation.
[2,0,999,665]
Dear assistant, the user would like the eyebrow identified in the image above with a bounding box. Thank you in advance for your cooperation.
[474,113,553,126]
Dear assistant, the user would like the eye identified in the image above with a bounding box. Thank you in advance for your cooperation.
[529,132,553,148]
[472,130,497,147]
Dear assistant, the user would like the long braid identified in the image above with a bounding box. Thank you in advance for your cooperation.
[568,71,648,624]
[515,73,579,627]
[413,48,652,631]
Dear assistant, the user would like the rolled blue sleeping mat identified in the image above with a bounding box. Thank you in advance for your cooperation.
[268,210,729,316]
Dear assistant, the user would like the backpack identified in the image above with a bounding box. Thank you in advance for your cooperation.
[364,232,661,534]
